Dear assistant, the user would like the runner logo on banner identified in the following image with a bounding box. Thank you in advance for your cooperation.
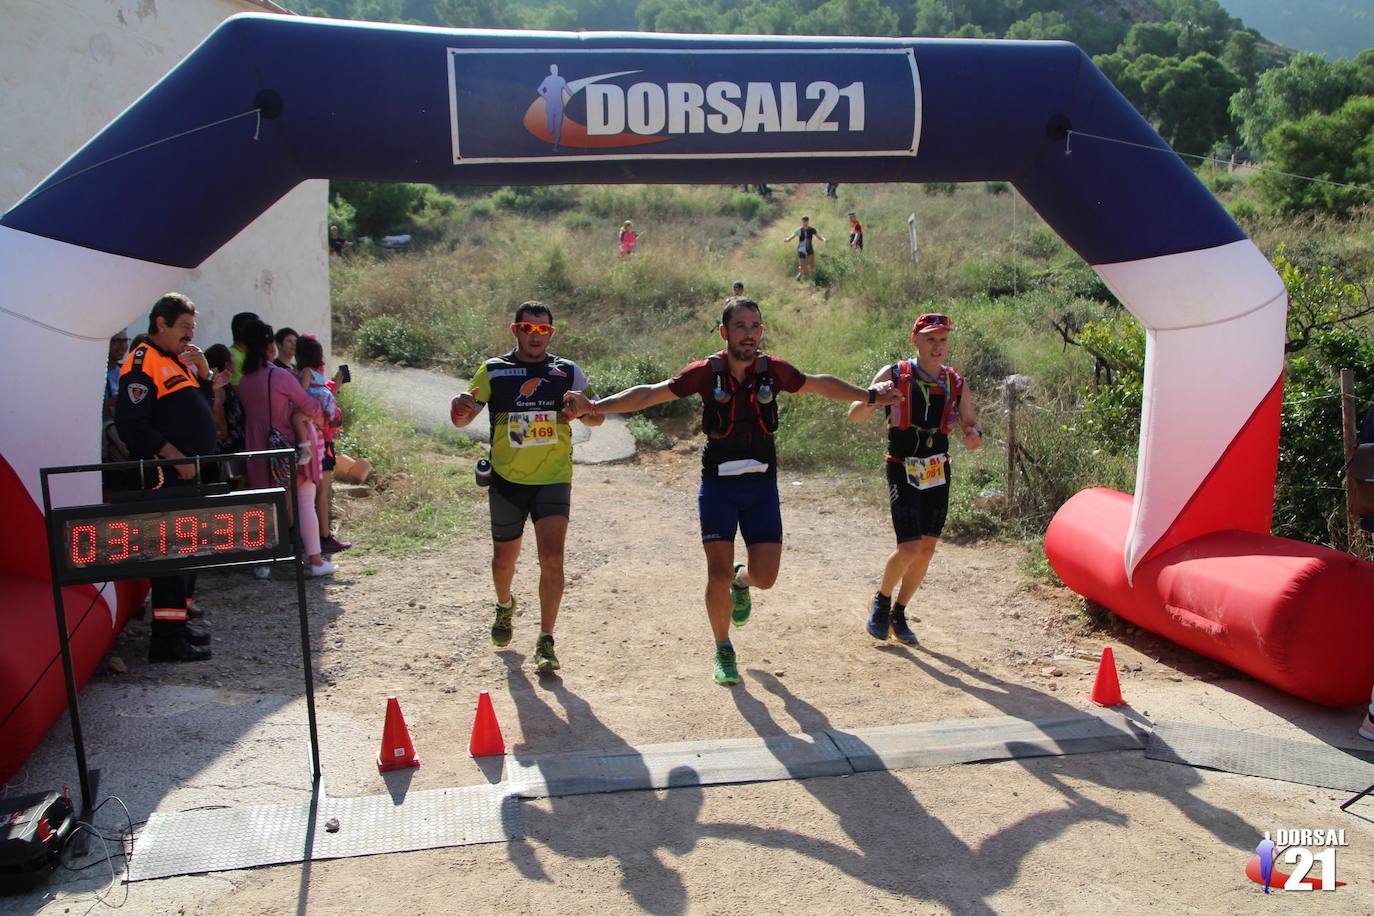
[447,47,921,164]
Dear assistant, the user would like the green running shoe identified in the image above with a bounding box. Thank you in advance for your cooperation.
[713,647,741,685]
[730,562,752,627]
[491,596,515,647]
[534,634,560,672]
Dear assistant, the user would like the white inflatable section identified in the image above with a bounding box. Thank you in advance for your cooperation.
[1095,240,1288,579]
[0,226,184,512]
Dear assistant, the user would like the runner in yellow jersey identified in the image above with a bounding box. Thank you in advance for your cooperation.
[450,301,600,672]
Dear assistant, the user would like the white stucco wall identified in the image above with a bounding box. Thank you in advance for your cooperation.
[1,0,329,354]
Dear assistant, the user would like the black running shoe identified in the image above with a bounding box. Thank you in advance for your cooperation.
[889,604,918,645]
[866,593,890,640]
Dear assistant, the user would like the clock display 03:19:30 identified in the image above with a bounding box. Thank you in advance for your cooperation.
[64,505,278,567]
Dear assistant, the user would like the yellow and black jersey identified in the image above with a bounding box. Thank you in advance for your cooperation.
[470,351,588,485]
[114,340,216,460]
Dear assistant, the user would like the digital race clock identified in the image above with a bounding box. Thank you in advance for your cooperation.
[47,488,293,584]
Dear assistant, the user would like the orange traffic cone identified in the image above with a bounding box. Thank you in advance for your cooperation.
[1090,647,1124,707]
[469,690,506,757]
[377,696,421,772]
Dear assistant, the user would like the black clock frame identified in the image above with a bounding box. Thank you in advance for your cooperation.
[50,488,290,584]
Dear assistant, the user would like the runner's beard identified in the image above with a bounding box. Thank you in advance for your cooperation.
[728,341,758,361]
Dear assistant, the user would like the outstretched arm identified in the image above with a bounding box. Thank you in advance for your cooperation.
[801,373,901,406]
[564,380,680,419]
[783,229,798,242]
[847,367,894,422]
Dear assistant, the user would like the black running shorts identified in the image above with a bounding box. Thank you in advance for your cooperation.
[489,475,571,542]
[886,460,949,543]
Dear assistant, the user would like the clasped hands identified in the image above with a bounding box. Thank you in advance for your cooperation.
[871,381,902,407]
[562,390,596,421]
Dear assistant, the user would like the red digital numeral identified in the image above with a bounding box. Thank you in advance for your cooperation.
[158,520,167,555]
[71,525,97,564]
[242,510,267,549]
[211,513,234,551]
[106,521,131,562]
[174,515,199,554]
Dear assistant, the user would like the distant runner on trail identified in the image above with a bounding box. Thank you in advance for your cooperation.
[450,301,601,673]
[783,215,826,282]
[848,312,981,645]
[563,297,901,685]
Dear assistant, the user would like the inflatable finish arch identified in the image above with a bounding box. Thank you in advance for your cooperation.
[3,16,1373,777]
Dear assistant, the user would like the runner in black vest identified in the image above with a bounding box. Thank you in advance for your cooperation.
[451,301,601,673]
[563,297,901,686]
[848,312,982,645]
[783,216,826,282]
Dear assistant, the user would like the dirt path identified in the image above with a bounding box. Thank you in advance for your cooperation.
[31,447,1374,914]
[344,359,637,462]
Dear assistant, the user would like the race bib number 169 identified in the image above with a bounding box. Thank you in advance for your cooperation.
[509,410,558,448]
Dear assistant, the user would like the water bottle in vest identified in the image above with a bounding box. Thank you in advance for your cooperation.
[475,458,492,487]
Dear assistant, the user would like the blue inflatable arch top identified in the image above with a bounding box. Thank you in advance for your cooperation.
[6,16,1242,268]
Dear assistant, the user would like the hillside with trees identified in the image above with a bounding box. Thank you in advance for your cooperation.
[1217,0,1374,61]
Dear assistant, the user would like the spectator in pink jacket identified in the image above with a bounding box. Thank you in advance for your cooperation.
[236,319,335,577]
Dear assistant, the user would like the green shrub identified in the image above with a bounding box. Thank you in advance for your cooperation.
[984,181,1011,195]
[332,181,438,238]
[589,355,694,418]
[1050,263,1117,303]
[1204,170,1242,194]
[923,182,959,196]
[1227,198,1260,224]
[356,315,438,367]
[1018,228,1063,260]
[328,195,356,240]
[959,257,1043,298]
[1012,404,1137,529]
[491,186,577,215]
[626,414,670,449]
[956,324,1014,390]
[1275,329,1374,547]
[1074,313,1146,454]
[728,191,763,220]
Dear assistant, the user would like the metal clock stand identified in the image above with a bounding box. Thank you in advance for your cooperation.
[39,450,321,827]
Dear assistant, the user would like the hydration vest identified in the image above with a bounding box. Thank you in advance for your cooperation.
[890,360,963,435]
[703,354,779,440]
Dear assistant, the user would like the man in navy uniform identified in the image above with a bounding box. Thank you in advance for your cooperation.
[115,293,218,662]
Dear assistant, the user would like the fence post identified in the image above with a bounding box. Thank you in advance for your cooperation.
[907,213,918,263]
[1006,378,1018,509]
[1342,368,1357,549]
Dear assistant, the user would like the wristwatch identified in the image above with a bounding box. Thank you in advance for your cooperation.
[867,387,878,405]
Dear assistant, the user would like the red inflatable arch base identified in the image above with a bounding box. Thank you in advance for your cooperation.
[0,454,147,782]
[1046,488,1374,707]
